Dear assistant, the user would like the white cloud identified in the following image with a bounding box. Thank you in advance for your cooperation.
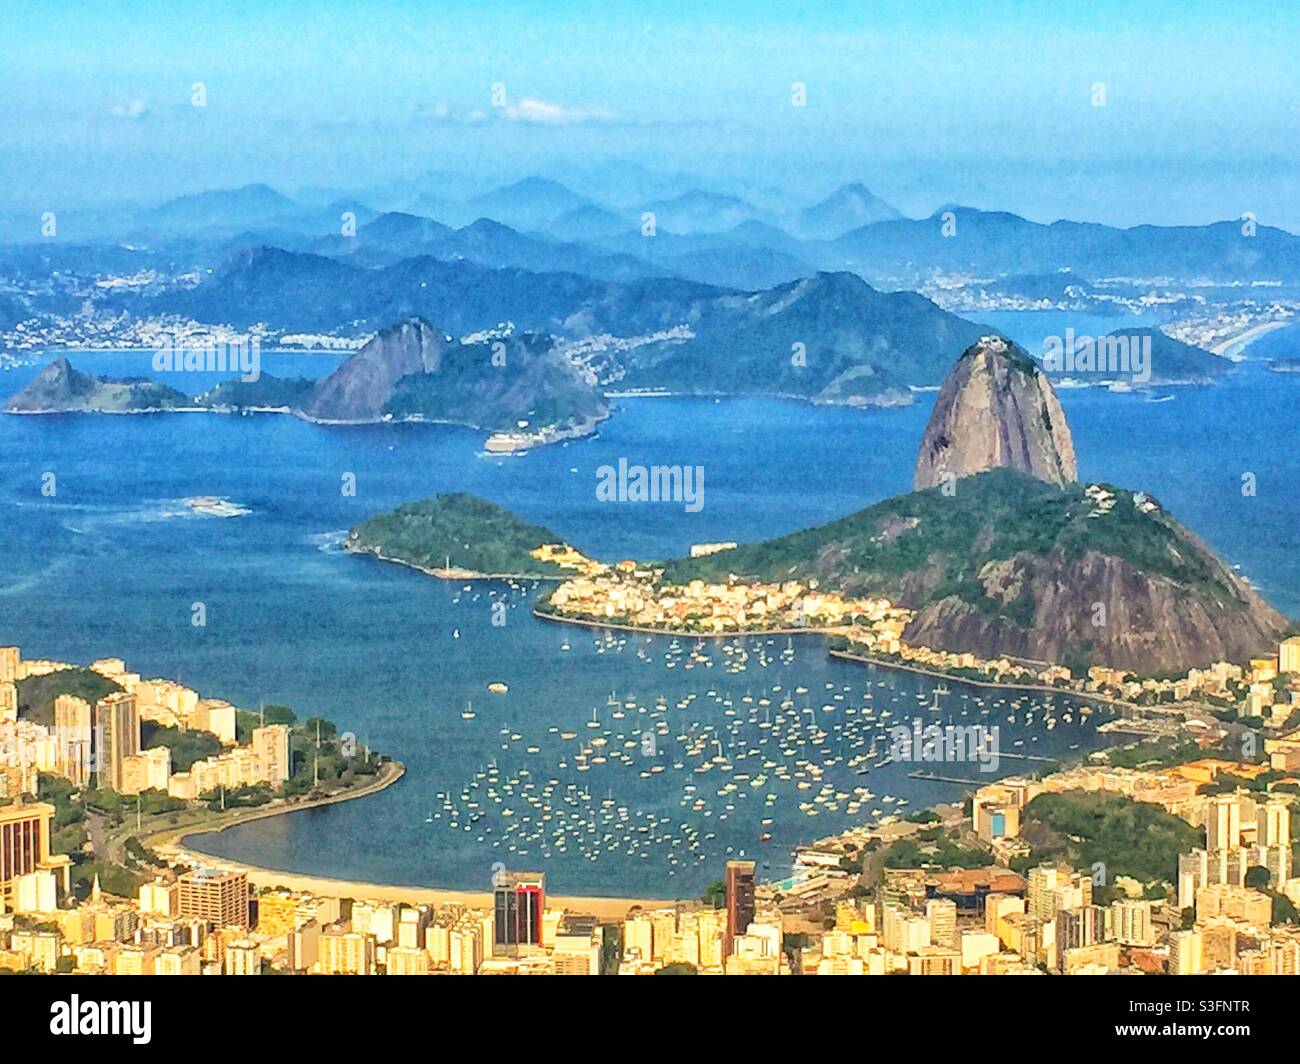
[502,98,613,125]
[111,98,150,120]
[411,102,490,125]
[411,98,611,127]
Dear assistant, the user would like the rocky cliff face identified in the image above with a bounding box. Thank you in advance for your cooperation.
[302,315,608,432]
[898,524,1290,674]
[305,318,450,422]
[915,335,1077,489]
[7,358,97,409]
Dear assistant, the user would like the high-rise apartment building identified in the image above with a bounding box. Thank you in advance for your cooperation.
[317,927,376,975]
[252,723,292,785]
[493,871,545,957]
[1169,928,1204,975]
[0,647,18,684]
[1279,636,1300,675]
[177,868,250,930]
[54,695,93,786]
[0,801,70,908]
[1205,794,1243,851]
[724,859,756,957]
[926,898,958,949]
[1111,899,1155,946]
[94,692,140,791]
[1056,905,1108,965]
[1027,863,1091,920]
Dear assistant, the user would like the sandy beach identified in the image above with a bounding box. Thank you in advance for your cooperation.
[1211,320,1290,357]
[164,860,676,920]
[156,759,679,918]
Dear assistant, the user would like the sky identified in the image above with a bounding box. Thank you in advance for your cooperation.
[3,0,1299,228]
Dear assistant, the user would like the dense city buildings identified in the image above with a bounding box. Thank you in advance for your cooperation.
[1,632,1299,976]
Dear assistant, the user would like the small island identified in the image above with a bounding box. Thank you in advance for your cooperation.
[346,492,585,579]
[4,358,190,413]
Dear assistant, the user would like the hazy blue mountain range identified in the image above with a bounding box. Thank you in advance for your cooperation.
[142,183,299,231]
[642,189,764,233]
[130,249,989,404]
[544,204,635,241]
[135,245,725,336]
[5,174,1300,299]
[465,177,595,231]
[308,213,658,281]
[588,226,816,289]
[829,208,1300,285]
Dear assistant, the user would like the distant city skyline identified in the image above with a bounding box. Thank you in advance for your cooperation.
[4,1,1300,229]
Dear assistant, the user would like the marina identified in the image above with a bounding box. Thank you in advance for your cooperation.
[413,622,1119,887]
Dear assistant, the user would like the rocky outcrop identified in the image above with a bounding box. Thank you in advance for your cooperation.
[915,335,1076,489]
[302,315,608,434]
[899,535,1290,674]
[305,318,451,422]
[5,358,187,413]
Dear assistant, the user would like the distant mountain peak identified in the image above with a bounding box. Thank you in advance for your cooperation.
[795,183,901,239]
[468,177,591,229]
[460,217,519,236]
[498,176,577,195]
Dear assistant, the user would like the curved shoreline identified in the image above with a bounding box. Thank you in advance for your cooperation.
[532,607,852,639]
[826,648,1132,708]
[150,759,409,857]
[346,542,565,582]
[532,610,1192,717]
[164,757,681,914]
[160,863,673,919]
[1210,320,1289,357]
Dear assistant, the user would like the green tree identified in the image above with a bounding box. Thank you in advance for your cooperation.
[1245,865,1271,891]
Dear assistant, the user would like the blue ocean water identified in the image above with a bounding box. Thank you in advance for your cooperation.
[0,338,1296,897]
